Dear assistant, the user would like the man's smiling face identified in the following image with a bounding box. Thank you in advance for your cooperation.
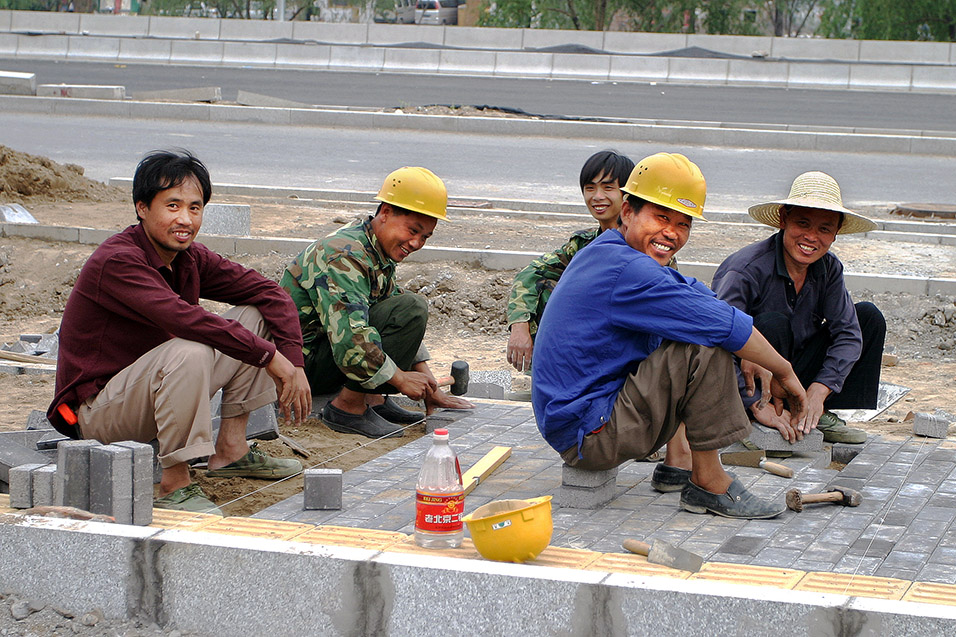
[779,206,840,272]
[620,199,692,266]
[373,205,437,262]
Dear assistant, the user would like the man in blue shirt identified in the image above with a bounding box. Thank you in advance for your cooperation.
[712,171,885,445]
[532,153,808,519]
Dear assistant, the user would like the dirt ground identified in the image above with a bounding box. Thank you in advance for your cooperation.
[2,146,955,518]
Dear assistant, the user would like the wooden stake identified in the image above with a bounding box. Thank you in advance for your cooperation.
[461,446,511,495]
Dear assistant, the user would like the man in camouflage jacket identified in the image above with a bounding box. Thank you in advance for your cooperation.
[282,167,473,438]
[506,151,635,371]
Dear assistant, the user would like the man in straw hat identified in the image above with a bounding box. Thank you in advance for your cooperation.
[533,153,808,519]
[281,167,473,440]
[713,171,886,444]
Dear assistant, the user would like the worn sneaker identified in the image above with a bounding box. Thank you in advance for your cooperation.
[817,411,867,444]
[680,478,785,519]
[154,483,223,516]
[205,443,302,479]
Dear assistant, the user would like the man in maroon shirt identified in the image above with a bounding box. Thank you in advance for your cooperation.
[49,150,311,515]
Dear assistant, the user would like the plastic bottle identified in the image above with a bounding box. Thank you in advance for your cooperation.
[414,428,464,548]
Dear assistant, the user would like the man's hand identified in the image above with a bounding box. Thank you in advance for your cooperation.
[740,359,773,409]
[769,370,809,433]
[804,382,831,432]
[390,369,438,401]
[266,353,312,426]
[750,403,801,442]
[507,322,533,372]
[424,388,475,415]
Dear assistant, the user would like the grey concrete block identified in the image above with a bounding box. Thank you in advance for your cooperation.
[746,423,824,452]
[31,463,58,507]
[469,369,512,391]
[913,412,951,439]
[557,481,615,509]
[561,463,617,488]
[212,403,279,441]
[236,89,310,109]
[0,436,49,483]
[36,84,125,100]
[89,445,133,524]
[303,468,342,510]
[464,382,504,400]
[200,203,251,236]
[9,463,45,508]
[25,409,50,430]
[0,70,36,96]
[0,203,37,223]
[56,439,101,510]
[131,86,222,103]
[112,441,154,525]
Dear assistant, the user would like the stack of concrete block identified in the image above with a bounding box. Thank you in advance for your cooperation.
[7,439,154,525]
[557,464,617,509]
[197,203,251,236]
[303,468,343,510]
[913,412,952,439]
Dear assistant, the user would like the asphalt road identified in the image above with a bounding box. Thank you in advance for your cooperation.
[4,111,955,209]
[3,58,956,133]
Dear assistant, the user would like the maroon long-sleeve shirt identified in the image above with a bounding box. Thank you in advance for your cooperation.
[48,223,305,437]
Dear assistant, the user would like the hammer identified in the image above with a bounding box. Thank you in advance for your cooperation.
[435,360,469,396]
[786,486,863,512]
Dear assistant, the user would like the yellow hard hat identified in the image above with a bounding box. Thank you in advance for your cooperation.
[374,166,449,221]
[463,496,552,563]
[621,152,707,220]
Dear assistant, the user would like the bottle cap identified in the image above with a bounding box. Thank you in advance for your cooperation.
[434,428,449,436]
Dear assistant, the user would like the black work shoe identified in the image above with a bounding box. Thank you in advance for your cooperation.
[650,463,692,493]
[680,478,785,519]
[371,397,425,424]
[321,403,405,439]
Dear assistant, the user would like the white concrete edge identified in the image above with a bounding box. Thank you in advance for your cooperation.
[2,95,953,157]
[3,222,953,296]
[1,515,954,635]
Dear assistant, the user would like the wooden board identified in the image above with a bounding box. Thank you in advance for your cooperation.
[461,446,511,495]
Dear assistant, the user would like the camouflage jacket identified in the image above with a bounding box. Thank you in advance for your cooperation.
[280,217,402,389]
[506,228,601,334]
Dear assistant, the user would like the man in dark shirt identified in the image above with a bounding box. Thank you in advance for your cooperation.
[49,150,311,515]
[712,171,886,444]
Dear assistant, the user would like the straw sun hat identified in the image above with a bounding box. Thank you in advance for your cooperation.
[748,171,877,235]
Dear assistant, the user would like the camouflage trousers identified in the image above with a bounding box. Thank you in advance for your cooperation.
[305,293,427,395]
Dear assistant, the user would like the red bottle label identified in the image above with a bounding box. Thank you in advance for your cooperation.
[415,490,464,533]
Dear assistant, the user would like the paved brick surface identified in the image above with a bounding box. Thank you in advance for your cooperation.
[256,399,956,584]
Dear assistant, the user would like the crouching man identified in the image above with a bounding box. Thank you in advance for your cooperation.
[532,153,808,519]
[49,150,310,515]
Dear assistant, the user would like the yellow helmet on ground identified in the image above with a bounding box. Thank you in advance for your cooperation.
[463,496,553,563]
[621,152,707,220]
[374,166,449,221]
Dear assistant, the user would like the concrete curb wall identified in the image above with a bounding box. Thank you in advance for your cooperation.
[2,515,955,635]
[3,10,956,66]
[4,95,956,157]
[3,221,953,296]
[5,32,956,93]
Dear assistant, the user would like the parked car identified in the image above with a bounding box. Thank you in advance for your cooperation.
[416,0,458,25]
[375,0,416,23]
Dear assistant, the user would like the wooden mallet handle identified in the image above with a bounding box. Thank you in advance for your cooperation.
[759,459,794,478]
[801,491,845,505]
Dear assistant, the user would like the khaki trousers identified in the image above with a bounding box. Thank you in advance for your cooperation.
[561,341,752,471]
[77,306,277,468]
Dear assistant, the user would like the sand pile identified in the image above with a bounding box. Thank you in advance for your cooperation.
[0,145,124,203]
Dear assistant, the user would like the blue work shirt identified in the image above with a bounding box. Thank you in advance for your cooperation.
[531,230,754,455]
[711,232,862,408]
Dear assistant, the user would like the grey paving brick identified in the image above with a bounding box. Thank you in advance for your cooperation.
[833,555,883,576]
[930,546,956,565]
[847,538,895,558]
[30,463,58,506]
[303,469,343,510]
[0,437,49,483]
[113,441,154,525]
[9,463,45,508]
[89,444,133,524]
[56,439,101,510]
[747,422,823,452]
[801,542,851,562]
[719,535,767,556]
[708,552,751,564]
[561,464,617,489]
[913,412,951,438]
[859,524,907,542]
[918,564,956,584]
[874,566,920,580]
[753,547,802,568]
[767,531,816,550]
